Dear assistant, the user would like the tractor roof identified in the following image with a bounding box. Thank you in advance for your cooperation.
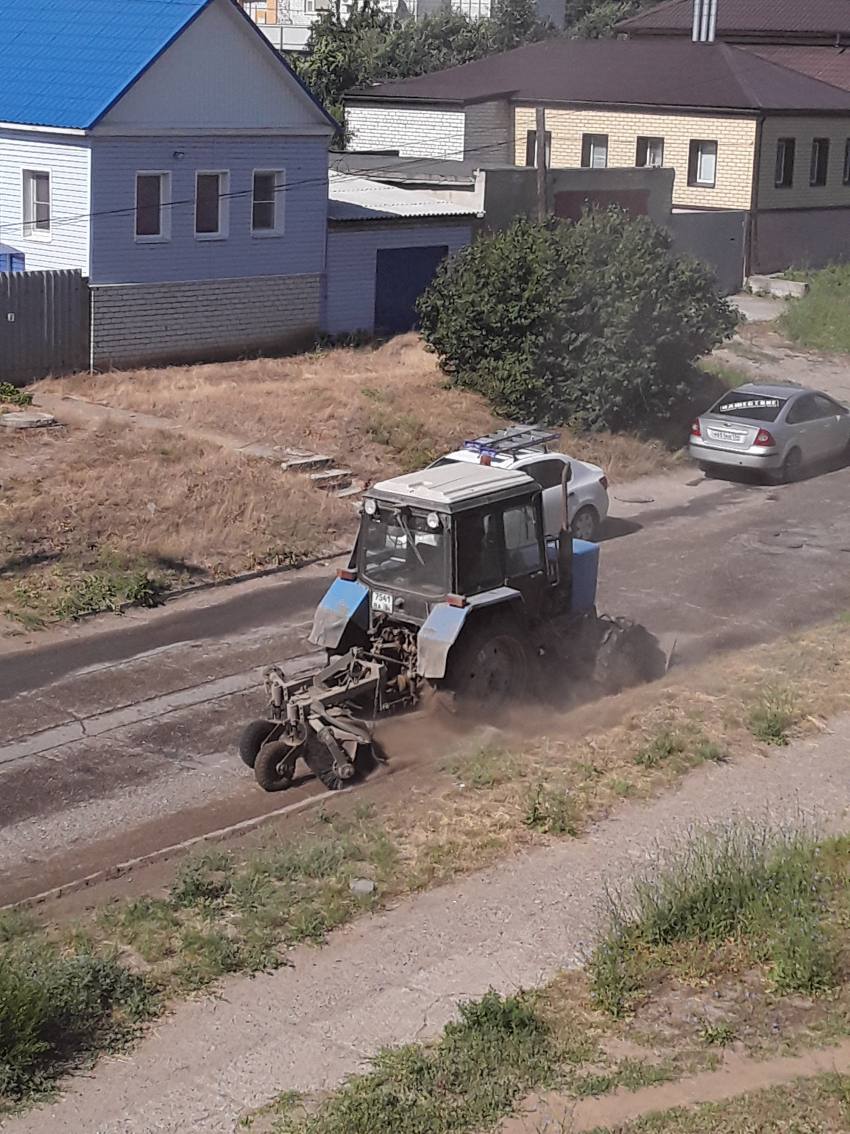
[370,462,534,511]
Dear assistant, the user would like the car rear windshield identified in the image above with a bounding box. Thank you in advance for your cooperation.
[712,391,787,422]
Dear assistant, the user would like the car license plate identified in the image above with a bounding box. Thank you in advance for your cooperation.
[708,428,742,443]
[371,590,393,613]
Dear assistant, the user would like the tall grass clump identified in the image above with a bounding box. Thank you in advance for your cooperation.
[271,990,558,1134]
[0,934,157,1105]
[781,263,850,354]
[589,820,836,1017]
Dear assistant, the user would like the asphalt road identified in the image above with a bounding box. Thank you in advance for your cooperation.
[3,464,850,904]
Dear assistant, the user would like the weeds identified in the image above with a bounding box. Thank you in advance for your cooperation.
[781,263,850,354]
[589,820,838,1017]
[266,990,559,1134]
[525,783,579,836]
[0,383,34,408]
[441,745,518,790]
[0,938,157,1105]
[748,685,797,746]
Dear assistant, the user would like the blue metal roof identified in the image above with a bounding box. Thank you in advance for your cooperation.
[0,0,213,130]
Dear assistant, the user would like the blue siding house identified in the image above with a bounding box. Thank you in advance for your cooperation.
[0,0,336,368]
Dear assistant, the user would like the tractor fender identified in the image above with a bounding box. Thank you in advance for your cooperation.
[417,587,523,679]
[308,578,369,650]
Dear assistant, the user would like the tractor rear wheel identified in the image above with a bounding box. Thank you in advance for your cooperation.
[445,619,531,711]
[594,619,666,695]
[254,740,297,792]
[240,719,275,768]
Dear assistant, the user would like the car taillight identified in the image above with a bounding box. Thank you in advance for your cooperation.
[690,419,701,438]
[599,476,609,490]
[754,428,775,447]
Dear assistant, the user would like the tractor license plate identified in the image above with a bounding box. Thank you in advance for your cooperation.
[371,590,393,613]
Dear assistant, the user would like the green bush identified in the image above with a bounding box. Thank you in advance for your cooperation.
[0,940,156,1102]
[417,210,738,432]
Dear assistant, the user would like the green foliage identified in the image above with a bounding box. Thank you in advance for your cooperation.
[780,263,850,354]
[273,990,558,1134]
[441,744,518,789]
[588,821,838,1017]
[417,211,738,433]
[53,565,162,620]
[0,382,33,407]
[293,0,556,127]
[0,939,157,1103]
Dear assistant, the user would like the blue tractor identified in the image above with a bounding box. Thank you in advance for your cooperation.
[240,452,664,791]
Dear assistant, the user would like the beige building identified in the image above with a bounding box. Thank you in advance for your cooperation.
[345,38,850,274]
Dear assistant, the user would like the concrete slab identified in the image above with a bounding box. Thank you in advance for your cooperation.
[0,410,56,429]
[731,294,787,323]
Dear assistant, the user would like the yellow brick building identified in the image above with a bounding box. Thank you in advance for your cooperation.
[346,37,850,273]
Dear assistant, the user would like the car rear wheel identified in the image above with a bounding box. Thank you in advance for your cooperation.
[777,447,802,484]
[570,505,599,542]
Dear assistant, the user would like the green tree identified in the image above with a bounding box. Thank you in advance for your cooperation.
[416,210,738,432]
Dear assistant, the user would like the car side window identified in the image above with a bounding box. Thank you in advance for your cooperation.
[521,458,566,491]
[785,395,813,425]
[502,503,543,577]
[813,394,843,418]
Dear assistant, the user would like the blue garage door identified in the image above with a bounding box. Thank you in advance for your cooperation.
[374,245,448,334]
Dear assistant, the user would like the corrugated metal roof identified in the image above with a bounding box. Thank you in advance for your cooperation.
[0,0,210,129]
[328,171,480,221]
[743,45,850,91]
[346,38,850,113]
[619,0,850,37]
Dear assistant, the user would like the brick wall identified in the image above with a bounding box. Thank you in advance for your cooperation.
[514,107,757,210]
[463,99,513,164]
[347,105,466,160]
[758,115,850,210]
[90,273,320,369]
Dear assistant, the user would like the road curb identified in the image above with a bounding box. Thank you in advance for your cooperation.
[4,788,347,913]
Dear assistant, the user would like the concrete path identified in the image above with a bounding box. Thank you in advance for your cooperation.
[730,293,787,323]
[3,719,849,1134]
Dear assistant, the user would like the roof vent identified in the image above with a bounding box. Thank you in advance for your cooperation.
[692,0,717,42]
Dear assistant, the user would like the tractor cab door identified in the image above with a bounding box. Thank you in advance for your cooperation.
[455,497,547,619]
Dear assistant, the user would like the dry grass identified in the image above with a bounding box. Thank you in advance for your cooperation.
[0,422,353,626]
[38,336,679,484]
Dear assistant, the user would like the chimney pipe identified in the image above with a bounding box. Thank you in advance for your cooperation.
[691,0,702,41]
[707,0,718,42]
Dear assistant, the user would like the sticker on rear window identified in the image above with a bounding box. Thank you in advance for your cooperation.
[718,398,780,413]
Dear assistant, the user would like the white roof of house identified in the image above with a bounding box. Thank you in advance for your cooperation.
[328,171,480,222]
[370,463,532,509]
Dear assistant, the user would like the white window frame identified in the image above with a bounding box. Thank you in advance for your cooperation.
[581,134,608,169]
[194,170,230,240]
[22,169,51,241]
[304,0,316,12]
[135,171,171,243]
[688,139,717,188]
[251,169,286,237]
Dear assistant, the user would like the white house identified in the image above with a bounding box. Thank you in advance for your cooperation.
[0,0,337,369]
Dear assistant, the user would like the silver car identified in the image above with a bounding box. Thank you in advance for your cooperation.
[689,383,850,483]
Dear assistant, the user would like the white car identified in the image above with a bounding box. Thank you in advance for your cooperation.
[429,426,609,541]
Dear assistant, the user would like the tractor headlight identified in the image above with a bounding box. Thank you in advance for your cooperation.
[426,511,441,531]
[364,498,378,516]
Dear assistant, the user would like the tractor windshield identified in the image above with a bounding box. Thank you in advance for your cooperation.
[360,506,449,598]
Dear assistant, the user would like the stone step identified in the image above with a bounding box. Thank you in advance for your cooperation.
[311,468,353,491]
[281,454,334,472]
[337,484,364,499]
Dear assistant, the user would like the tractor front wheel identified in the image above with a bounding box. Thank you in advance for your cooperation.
[239,719,275,768]
[254,740,298,791]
